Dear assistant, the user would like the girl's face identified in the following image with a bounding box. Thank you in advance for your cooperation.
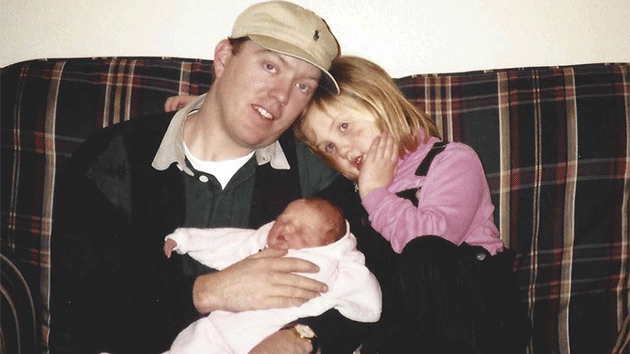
[302,104,381,181]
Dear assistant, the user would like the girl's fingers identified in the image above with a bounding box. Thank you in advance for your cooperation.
[366,132,397,163]
[385,133,397,161]
[376,132,396,160]
[366,136,381,161]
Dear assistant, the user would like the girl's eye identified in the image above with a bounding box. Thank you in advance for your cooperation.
[324,143,335,153]
[339,123,348,132]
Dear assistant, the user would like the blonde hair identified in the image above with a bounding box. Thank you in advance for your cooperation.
[295,56,440,158]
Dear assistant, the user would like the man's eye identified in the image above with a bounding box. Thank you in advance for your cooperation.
[325,143,335,153]
[296,83,311,94]
[264,63,276,72]
[339,123,348,132]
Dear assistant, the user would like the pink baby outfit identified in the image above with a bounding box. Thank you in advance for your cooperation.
[163,221,381,354]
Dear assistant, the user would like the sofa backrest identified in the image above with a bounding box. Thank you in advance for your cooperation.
[1,58,628,354]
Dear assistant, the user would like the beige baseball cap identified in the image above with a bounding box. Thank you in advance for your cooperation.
[231,1,340,94]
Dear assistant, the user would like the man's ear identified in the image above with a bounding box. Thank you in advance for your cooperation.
[213,39,233,78]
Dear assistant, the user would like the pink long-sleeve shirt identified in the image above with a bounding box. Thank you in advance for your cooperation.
[361,136,504,255]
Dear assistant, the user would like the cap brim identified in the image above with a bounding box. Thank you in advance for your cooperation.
[248,34,340,95]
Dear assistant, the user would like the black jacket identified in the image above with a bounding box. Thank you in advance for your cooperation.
[50,112,379,354]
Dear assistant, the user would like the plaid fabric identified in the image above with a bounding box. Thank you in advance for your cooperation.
[1,58,214,353]
[1,59,628,354]
[396,63,630,354]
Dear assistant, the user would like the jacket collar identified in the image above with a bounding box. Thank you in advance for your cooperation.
[151,94,290,176]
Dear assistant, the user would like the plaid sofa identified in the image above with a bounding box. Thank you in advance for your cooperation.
[1,58,628,354]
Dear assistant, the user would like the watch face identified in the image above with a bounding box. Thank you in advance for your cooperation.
[295,324,316,339]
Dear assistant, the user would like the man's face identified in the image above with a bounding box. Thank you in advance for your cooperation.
[212,40,322,152]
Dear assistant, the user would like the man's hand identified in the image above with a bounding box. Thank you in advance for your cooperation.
[192,248,328,314]
[248,329,313,354]
[358,131,398,199]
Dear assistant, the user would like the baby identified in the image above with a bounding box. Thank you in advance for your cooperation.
[163,197,382,354]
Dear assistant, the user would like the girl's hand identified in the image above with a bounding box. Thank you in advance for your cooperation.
[357,131,398,199]
[164,95,199,112]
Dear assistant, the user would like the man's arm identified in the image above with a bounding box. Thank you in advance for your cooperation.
[192,247,328,314]
[249,329,316,354]
[248,309,375,354]
[50,130,134,353]
[50,122,198,353]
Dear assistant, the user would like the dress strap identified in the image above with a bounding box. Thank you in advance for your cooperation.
[414,141,449,176]
[395,141,449,207]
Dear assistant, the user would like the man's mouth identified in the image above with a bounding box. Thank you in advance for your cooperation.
[254,105,274,120]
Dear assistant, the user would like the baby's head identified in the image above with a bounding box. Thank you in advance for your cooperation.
[267,198,346,250]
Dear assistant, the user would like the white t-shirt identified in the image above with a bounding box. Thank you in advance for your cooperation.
[183,143,254,189]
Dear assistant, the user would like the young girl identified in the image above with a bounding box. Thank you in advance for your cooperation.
[293,56,530,354]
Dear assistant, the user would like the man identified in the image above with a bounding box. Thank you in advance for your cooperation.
[50,2,372,353]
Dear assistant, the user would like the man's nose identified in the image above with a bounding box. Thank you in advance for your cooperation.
[270,79,291,105]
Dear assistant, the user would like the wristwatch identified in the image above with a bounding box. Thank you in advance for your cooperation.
[288,323,319,353]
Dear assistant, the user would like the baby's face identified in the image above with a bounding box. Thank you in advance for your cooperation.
[267,201,333,250]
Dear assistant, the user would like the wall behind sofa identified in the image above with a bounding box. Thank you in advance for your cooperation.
[1,0,629,77]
